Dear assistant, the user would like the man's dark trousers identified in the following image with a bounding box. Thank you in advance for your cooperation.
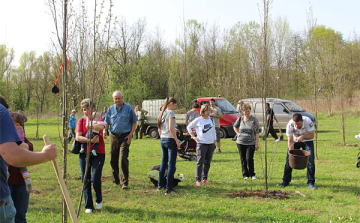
[110,132,130,186]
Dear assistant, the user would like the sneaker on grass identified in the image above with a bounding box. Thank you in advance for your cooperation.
[202,179,211,184]
[277,182,289,187]
[96,202,102,210]
[165,189,176,195]
[308,183,317,190]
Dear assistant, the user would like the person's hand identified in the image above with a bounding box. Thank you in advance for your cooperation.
[42,143,57,161]
[125,134,132,145]
[255,144,259,151]
[193,137,200,143]
[295,136,303,142]
[91,135,99,143]
[176,140,181,148]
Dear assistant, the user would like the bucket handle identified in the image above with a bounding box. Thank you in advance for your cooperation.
[288,141,310,153]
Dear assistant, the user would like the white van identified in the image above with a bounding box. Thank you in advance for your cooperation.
[240,98,316,130]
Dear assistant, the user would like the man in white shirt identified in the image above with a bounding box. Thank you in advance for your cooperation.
[277,114,317,189]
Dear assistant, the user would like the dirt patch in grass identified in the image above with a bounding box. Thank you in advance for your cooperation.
[289,208,323,215]
[334,144,358,147]
[147,154,162,158]
[228,190,289,199]
[133,189,156,196]
[31,187,41,194]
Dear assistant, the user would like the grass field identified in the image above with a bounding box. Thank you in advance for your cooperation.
[20,111,360,222]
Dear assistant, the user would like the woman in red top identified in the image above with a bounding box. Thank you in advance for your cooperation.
[76,98,106,214]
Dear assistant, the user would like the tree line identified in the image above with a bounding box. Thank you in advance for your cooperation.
[0,1,359,116]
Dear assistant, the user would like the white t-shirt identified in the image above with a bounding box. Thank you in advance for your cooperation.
[86,119,106,133]
[187,117,216,144]
[286,116,315,142]
[160,110,176,138]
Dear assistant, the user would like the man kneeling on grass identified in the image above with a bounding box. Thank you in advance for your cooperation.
[277,113,317,190]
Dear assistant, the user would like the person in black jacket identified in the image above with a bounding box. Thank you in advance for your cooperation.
[263,103,279,141]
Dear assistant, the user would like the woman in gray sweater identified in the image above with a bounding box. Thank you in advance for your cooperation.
[233,103,260,180]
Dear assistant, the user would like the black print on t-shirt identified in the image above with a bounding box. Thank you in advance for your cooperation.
[203,123,212,134]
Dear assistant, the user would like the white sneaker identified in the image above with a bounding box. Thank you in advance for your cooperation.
[244,177,249,180]
[275,139,280,142]
[96,202,102,210]
[252,176,257,180]
[85,209,93,213]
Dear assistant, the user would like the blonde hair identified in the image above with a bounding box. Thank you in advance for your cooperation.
[200,104,211,116]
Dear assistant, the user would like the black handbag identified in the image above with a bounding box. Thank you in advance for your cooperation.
[70,118,83,154]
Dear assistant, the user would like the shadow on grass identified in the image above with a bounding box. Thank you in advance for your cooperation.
[316,130,338,133]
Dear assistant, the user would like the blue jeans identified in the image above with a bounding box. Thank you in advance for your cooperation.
[9,184,29,223]
[0,195,16,223]
[282,141,315,185]
[158,138,178,191]
[79,153,105,210]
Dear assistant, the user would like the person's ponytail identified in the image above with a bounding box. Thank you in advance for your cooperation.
[157,97,177,129]
[157,98,169,128]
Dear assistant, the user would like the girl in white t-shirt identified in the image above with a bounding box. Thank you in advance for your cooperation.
[187,104,217,187]
[157,97,180,195]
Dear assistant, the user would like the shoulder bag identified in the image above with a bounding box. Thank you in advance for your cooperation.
[71,118,83,154]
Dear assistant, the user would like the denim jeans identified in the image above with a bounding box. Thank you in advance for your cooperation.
[158,138,178,191]
[79,153,105,210]
[0,195,16,223]
[68,128,76,143]
[282,141,315,185]
[237,144,256,177]
[9,184,29,223]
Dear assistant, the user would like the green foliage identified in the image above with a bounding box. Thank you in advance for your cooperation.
[3,17,360,115]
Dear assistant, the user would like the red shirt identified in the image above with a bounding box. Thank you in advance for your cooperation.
[77,117,105,154]
[8,137,33,185]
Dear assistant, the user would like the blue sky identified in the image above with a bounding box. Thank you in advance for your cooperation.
[1,0,359,66]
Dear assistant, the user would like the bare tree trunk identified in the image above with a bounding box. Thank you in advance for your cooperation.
[260,0,272,192]
[62,1,68,222]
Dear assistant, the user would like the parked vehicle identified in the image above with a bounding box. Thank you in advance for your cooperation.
[196,97,239,138]
[240,98,316,130]
[142,97,239,139]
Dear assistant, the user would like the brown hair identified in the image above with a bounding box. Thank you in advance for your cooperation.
[157,97,177,128]
[242,103,252,111]
[11,112,24,126]
[200,104,211,116]
[80,98,96,109]
[292,113,303,122]
[0,94,9,109]
[192,103,199,109]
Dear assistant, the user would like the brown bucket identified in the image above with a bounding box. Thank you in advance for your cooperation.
[289,149,310,169]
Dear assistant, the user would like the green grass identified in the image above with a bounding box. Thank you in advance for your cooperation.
[21,112,360,222]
